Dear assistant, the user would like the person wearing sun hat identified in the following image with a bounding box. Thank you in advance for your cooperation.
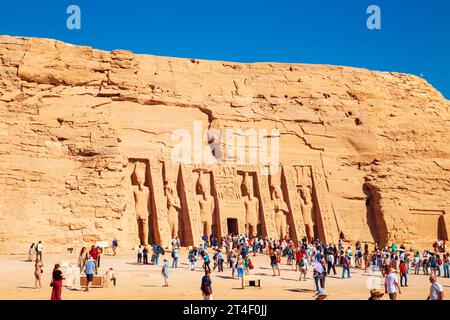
[368,288,384,300]
[384,266,401,300]
[315,287,328,300]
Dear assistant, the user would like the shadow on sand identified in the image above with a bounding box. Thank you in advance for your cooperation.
[286,288,315,293]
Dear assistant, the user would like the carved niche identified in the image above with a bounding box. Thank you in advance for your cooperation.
[129,159,151,246]
[238,171,261,237]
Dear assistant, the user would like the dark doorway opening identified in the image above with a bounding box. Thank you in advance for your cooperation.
[438,216,448,241]
[257,223,263,238]
[227,218,238,236]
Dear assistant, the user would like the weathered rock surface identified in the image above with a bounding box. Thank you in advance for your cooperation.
[0,35,449,254]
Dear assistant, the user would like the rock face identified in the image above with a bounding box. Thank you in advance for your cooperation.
[0,35,449,254]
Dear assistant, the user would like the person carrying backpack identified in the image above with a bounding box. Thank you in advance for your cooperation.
[201,270,213,300]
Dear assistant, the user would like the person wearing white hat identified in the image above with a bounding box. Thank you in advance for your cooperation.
[427,275,444,300]
[384,266,401,300]
[315,288,328,300]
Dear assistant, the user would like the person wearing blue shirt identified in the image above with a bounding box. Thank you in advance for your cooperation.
[84,256,97,292]
[152,243,159,265]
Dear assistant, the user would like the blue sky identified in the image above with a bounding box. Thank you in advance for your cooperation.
[1,0,449,98]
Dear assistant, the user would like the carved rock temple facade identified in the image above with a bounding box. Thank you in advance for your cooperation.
[0,36,449,253]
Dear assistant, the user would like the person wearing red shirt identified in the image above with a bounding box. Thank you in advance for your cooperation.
[295,249,303,271]
[399,261,408,287]
[89,245,98,261]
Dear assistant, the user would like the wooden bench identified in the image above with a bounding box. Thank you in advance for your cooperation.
[241,275,262,289]
[80,275,104,288]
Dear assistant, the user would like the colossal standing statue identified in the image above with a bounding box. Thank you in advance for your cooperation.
[242,172,260,237]
[299,184,314,240]
[197,171,215,237]
[272,185,289,240]
[164,181,181,239]
[132,162,150,246]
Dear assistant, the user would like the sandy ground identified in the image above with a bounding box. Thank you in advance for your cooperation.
[0,249,449,300]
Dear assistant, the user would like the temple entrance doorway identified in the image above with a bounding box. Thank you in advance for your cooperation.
[227,218,238,236]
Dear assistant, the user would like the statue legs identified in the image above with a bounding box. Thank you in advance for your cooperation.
[168,214,178,239]
[138,217,149,246]
[275,213,288,240]
[203,221,212,237]
[275,213,282,240]
[281,218,287,238]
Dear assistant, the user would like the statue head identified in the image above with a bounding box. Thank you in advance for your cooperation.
[272,186,282,200]
[241,172,254,199]
[133,162,146,189]
[196,171,209,196]
[299,184,312,203]
[165,181,176,196]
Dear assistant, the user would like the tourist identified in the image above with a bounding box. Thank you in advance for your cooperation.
[152,243,160,265]
[106,267,116,286]
[341,253,351,279]
[212,249,219,270]
[368,288,384,300]
[112,238,118,256]
[436,254,443,277]
[433,240,439,253]
[346,247,353,267]
[312,260,324,292]
[89,245,98,267]
[399,260,408,287]
[244,257,254,275]
[327,250,336,275]
[96,246,102,268]
[230,254,237,278]
[36,241,43,261]
[137,245,143,265]
[50,264,64,300]
[298,254,308,281]
[217,249,224,272]
[28,243,35,262]
[443,253,449,278]
[270,251,280,277]
[427,275,444,300]
[295,248,302,272]
[363,250,370,273]
[34,259,43,289]
[172,246,180,268]
[84,256,96,292]
[78,247,88,271]
[188,249,196,271]
[314,288,328,300]
[384,267,401,300]
[201,270,213,300]
[422,255,429,275]
[414,252,421,274]
[203,250,211,271]
[162,258,170,286]
[143,246,149,265]
[172,236,180,247]
[236,256,245,279]
[319,257,327,289]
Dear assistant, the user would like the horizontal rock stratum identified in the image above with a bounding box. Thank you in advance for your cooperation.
[0,35,449,254]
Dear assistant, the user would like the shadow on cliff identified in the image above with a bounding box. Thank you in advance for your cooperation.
[363,181,388,247]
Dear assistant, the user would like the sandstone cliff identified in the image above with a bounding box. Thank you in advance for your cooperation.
[0,35,449,254]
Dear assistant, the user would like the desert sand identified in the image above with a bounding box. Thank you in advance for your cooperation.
[0,248,448,300]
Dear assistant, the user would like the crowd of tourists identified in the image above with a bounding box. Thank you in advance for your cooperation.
[27,235,447,300]
[190,235,447,300]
